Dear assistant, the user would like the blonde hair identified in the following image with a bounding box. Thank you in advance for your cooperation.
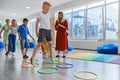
[57,12,65,23]
[43,1,51,6]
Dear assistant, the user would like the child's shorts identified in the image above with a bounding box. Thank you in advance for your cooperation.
[38,29,52,42]
[20,39,29,49]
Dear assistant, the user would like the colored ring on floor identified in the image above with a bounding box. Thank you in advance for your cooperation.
[38,67,59,74]
[22,63,39,68]
[74,71,98,80]
[56,63,73,69]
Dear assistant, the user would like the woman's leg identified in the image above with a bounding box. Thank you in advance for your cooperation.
[63,49,67,58]
[56,50,60,57]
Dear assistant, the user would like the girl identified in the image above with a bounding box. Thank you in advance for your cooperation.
[55,12,68,58]
[8,19,18,56]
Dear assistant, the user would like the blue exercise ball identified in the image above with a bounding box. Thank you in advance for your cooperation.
[29,42,36,48]
[68,45,73,51]
[0,41,4,48]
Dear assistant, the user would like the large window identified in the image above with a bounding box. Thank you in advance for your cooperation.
[106,0,118,3]
[64,11,72,40]
[72,10,85,39]
[62,0,119,40]
[87,6,103,39]
[106,3,118,39]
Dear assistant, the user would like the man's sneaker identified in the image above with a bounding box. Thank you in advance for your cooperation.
[5,52,9,55]
[31,58,35,65]
[23,55,29,59]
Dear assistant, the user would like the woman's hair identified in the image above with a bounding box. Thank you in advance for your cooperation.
[58,12,63,15]
[58,12,65,22]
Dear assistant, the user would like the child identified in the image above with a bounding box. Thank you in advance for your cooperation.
[8,19,18,56]
[0,19,10,55]
[18,18,35,59]
[31,1,53,65]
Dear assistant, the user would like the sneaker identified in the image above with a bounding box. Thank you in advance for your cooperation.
[51,56,55,62]
[62,55,66,58]
[56,55,60,58]
[23,55,29,59]
[31,58,35,65]
[5,52,9,55]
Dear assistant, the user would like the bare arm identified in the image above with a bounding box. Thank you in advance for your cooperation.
[0,28,4,37]
[29,34,35,41]
[58,23,66,29]
[18,32,21,40]
[35,17,40,37]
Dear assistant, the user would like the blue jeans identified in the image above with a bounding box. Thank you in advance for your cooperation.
[8,34,16,52]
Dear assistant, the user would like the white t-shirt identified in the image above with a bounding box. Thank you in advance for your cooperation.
[38,12,51,30]
[9,26,18,35]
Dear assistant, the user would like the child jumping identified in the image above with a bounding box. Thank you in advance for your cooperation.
[18,18,35,59]
[31,1,53,65]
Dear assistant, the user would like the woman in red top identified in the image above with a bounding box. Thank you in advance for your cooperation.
[55,12,68,58]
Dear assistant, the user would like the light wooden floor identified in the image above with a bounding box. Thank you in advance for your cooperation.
[0,47,120,80]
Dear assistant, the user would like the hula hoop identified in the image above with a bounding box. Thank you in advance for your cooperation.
[74,71,98,80]
[22,63,39,68]
[38,67,59,74]
[56,63,73,69]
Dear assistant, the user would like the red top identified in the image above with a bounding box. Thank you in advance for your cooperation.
[55,19,68,51]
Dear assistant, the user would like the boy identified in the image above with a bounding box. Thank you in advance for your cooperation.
[31,1,52,65]
[0,19,10,55]
[18,18,34,59]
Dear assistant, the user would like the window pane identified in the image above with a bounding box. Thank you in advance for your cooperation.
[88,1,104,8]
[106,3,118,39]
[72,10,85,39]
[106,0,118,3]
[64,12,72,40]
[87,6,103,39]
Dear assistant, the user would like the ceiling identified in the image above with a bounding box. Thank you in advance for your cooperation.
[0,0,74,19]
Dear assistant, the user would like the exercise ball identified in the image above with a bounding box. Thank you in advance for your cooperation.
[29,42,36,48]
[0,41,4,48]
[68,45,73,51]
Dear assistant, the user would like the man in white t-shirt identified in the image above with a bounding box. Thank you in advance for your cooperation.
[31,1,52,65]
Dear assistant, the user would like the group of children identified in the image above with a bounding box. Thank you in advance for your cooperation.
[0,19,18,56]
[0,1,69,66]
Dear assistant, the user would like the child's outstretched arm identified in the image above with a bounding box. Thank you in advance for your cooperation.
[35,17,40,37]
